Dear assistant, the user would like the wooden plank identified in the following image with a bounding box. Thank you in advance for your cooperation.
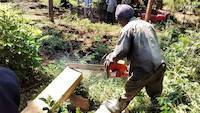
[21,67,83,113]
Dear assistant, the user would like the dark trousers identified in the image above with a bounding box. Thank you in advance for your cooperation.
[104,63,166,113]
[106,12,115,24]
[119,63,166,111]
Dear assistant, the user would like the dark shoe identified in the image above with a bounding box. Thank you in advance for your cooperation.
[103,98,129,113]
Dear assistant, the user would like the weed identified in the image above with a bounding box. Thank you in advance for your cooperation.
[39,35,71,57]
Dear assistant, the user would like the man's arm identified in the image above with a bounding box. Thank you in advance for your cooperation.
[106,30,132,63]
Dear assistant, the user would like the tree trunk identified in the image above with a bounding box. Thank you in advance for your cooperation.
[48,0,54,22]
[145,0,154,22]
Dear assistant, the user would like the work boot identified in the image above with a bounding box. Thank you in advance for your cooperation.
[103,99,121,113]
[103,98,129,113]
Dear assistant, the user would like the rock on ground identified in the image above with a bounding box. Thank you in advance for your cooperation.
[70,95,90,111]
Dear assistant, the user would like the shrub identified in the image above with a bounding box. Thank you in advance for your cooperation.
[39,35,71,57]
[157,26,200,112]
[0,7,42,80]
[164,0,200,13]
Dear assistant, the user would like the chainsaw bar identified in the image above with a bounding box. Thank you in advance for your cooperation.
[68,63,105,71]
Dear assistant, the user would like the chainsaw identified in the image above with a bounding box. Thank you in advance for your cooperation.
[68,60,128,78]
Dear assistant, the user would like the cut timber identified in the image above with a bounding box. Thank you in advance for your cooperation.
[21,67,83,113]
[173,12,200,26]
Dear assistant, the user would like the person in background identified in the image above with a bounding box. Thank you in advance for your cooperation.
[0,67,20,113]
[83,0,93,18]
[106,0,117,24]
[103,4,166,113]
[97,0,108,21]
[121,0,132,5]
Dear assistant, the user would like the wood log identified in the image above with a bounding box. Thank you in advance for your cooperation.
[21,67,83,113]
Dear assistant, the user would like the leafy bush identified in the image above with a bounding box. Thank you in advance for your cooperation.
[159,27,200,82]
[39,35,71,57]
[0,7,41,80]
[90,43,110,63]
[157,26,200,112]
[164,0,200,13]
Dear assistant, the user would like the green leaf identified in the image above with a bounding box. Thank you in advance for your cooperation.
[39,98,48,104]
[50,100,55,107]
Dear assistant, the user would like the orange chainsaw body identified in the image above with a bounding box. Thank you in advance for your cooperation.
[107,61,128,78]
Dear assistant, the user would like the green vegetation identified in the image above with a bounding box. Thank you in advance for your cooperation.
[0,1,199,113]
[163,0,200,13]
[40,0,61,6]
[0,5,42,80]
[157,26,200,112]
[39,32,71,58]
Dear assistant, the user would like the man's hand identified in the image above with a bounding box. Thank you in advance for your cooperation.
[104,59,112,78]
[103,53,113,68]
[103,53,115,78]
[104,59,111,69]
